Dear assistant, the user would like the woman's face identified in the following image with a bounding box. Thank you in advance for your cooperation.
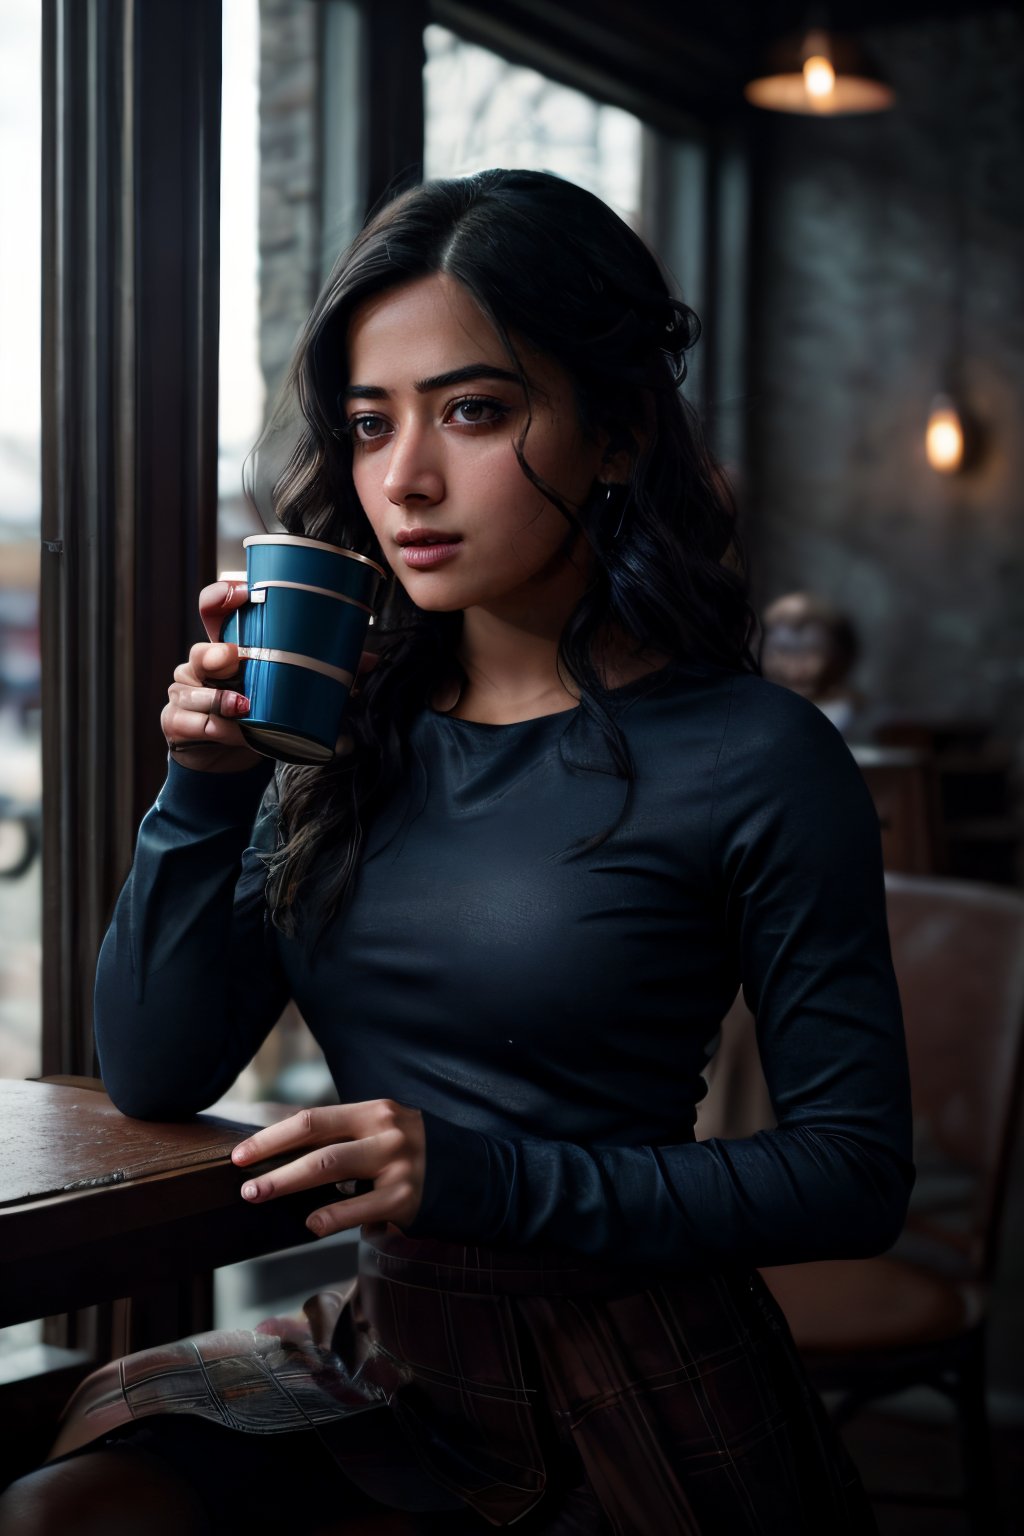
[343,273,605,619]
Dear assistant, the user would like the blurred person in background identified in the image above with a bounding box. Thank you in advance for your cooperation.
[760,591,864,739]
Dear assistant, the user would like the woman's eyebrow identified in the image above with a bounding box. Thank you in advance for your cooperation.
[343,364,524,400]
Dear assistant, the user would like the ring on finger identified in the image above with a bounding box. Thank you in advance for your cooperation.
[209,688,225,719]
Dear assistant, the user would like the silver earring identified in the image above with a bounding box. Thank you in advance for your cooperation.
[600,482,627,540]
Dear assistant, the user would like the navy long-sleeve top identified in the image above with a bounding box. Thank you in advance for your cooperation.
[95,661,914,1271]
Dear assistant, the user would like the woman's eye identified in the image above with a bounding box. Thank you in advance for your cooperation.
[447,396,509,427]
[350,414,390,442]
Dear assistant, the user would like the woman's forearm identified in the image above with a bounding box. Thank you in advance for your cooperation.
[403,1110,913,1268]
[95,757,288,1118]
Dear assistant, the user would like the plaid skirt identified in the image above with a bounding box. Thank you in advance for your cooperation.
[50,1227,877,1534]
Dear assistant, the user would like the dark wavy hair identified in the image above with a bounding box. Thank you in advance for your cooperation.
[250,169,756,938]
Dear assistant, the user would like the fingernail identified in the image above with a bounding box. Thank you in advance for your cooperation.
[233,1143,252,1163]
[307,1214,324,1235]
[242,1182,259,1201]
[230,694,250,716]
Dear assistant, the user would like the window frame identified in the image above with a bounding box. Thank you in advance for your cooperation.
[41,0,222,1080]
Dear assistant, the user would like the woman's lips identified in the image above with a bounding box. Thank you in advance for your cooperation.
[399,541,462,569]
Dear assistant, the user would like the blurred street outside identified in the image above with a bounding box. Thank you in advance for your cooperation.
[0,707,41,1082]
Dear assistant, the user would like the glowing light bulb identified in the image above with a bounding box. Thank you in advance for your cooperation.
[803,55,836,99]
[925,395,965,474]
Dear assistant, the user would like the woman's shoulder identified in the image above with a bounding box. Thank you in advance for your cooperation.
[721,670,861,763]
[707,673,876,843]
[616,658,827,730]
[619,662,862,790]
[637,661,849,733]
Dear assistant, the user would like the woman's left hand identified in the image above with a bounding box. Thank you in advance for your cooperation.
[231,1100,426,1237]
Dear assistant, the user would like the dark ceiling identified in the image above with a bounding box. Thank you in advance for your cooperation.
[434,0,1017,128]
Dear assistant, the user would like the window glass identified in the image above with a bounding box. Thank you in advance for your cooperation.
[214,3,352,1329]
[424,24,642,223]
[218,0,265,578]
[217,0,264,1105]
[0,0,43,1363]
[215,0,337,1111]
[0,0,43,1080]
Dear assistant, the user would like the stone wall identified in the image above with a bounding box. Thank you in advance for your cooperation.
[745,9,1024,777]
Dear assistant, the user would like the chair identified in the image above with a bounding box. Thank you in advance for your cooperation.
[759,874,1024,1533]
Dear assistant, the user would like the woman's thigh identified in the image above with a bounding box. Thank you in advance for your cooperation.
[0,1445,212,1536]
[0,1419,441,1536]
[1,1401,612,1536]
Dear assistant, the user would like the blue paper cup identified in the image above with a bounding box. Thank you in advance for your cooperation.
[220,534,386,764]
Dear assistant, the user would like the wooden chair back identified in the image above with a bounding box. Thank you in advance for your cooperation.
[697,874,1024,1285]
[886,873,1024,1282]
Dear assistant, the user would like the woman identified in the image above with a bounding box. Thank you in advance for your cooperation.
[2,170,912,1535]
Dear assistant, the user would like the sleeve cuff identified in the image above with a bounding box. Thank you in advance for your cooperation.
[159,756,275,830]
[402,1108,513,1243]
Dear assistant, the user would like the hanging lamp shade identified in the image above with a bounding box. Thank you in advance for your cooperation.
[744,28,895,115]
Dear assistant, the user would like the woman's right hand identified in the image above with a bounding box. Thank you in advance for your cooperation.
[160,581,264,773]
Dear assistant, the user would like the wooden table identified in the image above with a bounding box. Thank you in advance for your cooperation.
[0,1078,331,1331]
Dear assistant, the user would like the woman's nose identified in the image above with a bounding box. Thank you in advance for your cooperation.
[382,425,444,508]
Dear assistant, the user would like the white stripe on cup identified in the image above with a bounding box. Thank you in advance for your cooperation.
[241,533,386,578]
[236,647,355,687]
[251,579,373,614]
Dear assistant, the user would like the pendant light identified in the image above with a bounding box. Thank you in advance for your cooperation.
[925,395,965,475]
[744,26,895,116]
